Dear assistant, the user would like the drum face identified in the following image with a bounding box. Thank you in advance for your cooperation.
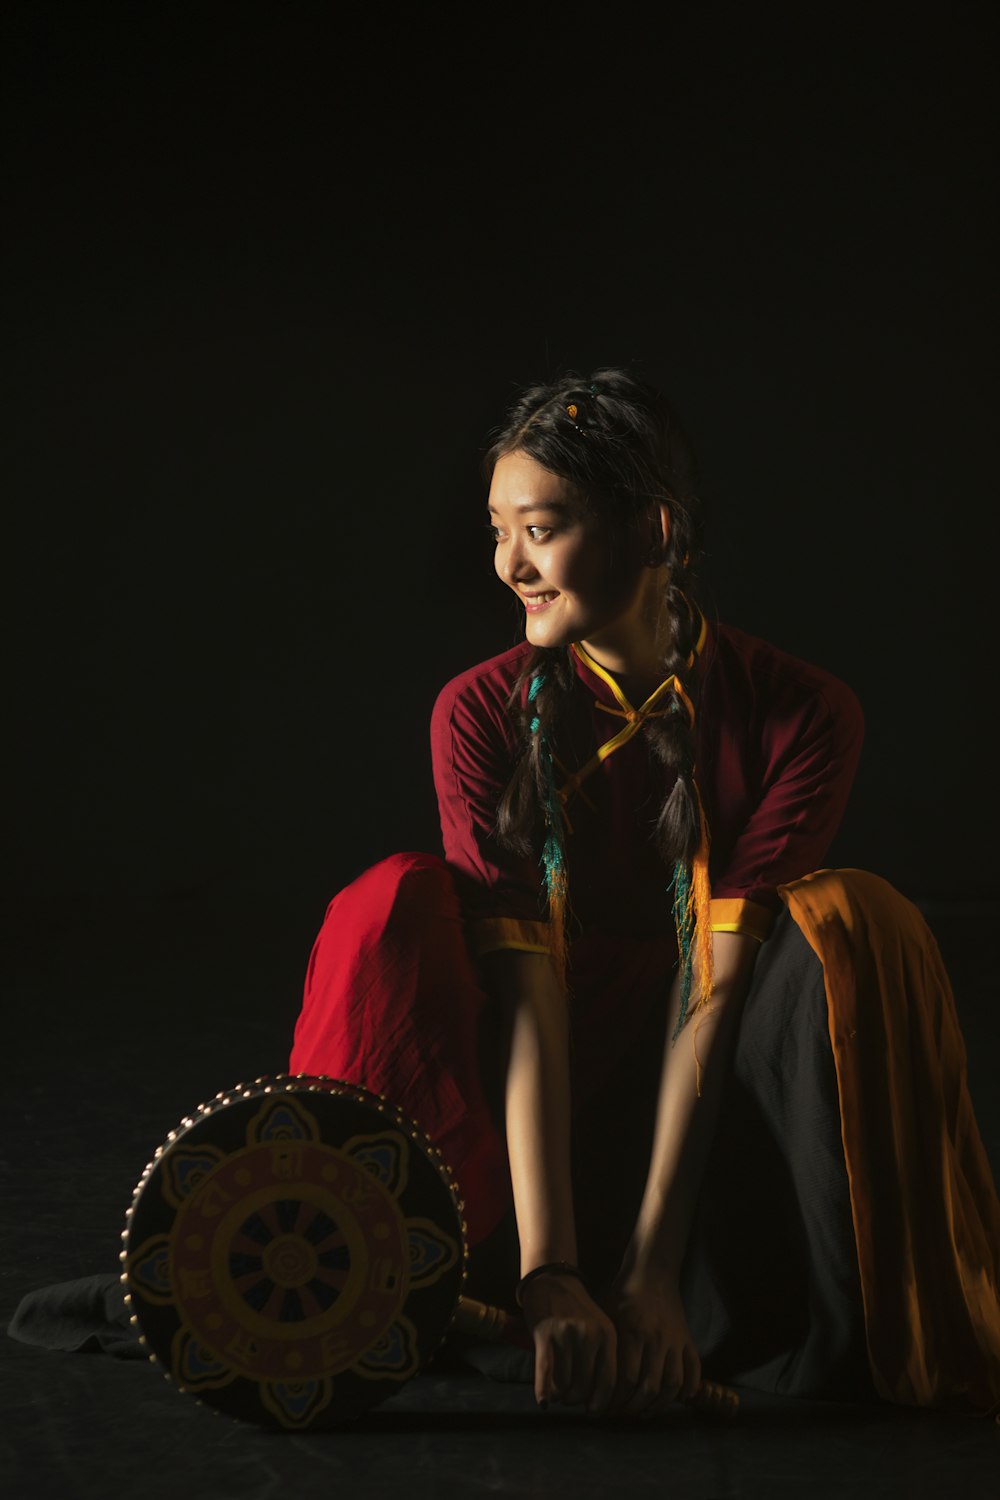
[121,1076,467,1430]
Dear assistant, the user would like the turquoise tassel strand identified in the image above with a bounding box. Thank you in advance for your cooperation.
[528,672,568,905]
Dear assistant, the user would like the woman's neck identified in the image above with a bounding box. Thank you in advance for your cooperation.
[579,571,676,704]
[578,651,671,708]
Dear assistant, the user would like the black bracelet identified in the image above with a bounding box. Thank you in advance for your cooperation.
[515,1260,587,1308]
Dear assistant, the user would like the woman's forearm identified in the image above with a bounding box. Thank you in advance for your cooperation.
[623,930,759,1281]
[480,949,578,1275]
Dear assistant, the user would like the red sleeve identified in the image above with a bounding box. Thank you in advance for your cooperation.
[709,648,865,920]
[430,654,551,950]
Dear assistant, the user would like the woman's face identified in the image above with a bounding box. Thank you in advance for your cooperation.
[488,450,655,659]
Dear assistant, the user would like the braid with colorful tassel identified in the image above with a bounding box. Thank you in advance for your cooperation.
[645,588,715,1058]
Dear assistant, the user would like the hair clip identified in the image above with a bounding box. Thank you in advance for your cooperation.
[566,403,579,421]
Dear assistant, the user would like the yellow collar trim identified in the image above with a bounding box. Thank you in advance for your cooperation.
[572,641,678,720]
[571,608,707,718]
[562,613,708,800]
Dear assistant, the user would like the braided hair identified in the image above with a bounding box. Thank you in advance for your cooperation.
[487,367,712,1031]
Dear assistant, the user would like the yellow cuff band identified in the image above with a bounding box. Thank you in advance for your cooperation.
[709,898,774,942]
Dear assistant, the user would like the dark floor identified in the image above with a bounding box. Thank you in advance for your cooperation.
[3,894,999,1499]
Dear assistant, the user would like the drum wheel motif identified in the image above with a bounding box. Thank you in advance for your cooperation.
[122,1079,465,1429]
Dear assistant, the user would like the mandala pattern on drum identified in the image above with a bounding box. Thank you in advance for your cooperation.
[124,1087,461,1428]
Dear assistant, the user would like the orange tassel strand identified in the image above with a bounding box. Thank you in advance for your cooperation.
[670,774,714,1091]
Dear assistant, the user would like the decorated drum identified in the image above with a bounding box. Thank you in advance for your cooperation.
[120,1074,468,1430]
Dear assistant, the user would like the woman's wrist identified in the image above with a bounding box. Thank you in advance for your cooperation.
[515,1260,587,1308]
[620,1223,685,1284]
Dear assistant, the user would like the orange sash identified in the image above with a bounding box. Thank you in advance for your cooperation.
[780,868,1000,1413]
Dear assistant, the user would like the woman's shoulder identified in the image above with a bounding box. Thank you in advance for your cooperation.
[711,618,854,682]
[430,642,534,741]
[708,618,864,730]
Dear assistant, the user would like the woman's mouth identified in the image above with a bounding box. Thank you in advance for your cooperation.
[521,591,559,614]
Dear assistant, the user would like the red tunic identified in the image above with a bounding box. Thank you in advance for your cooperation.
[431,614,865,954]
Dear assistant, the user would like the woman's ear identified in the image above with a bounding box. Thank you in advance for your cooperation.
[645,501,672,566]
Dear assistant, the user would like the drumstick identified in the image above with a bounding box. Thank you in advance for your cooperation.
[453,1294,740,1416]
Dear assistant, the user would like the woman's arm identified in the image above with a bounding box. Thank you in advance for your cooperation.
[484,949,576,1270]
[609,929,760,1412]
[480,948,618,1411]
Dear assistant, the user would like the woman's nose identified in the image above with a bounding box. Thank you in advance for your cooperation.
[500,537,536,585]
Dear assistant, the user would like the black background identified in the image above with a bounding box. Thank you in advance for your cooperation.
[5,3,997,1051]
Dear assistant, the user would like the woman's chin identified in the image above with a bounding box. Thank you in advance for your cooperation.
[524,618,573,650]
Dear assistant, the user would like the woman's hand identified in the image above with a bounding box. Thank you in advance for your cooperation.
[605,1270,701,1416]
[519,1272,618,1412]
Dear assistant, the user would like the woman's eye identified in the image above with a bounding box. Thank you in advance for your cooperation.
[487,522,552,543]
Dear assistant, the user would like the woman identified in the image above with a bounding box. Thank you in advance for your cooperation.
[293,368,1000,1418]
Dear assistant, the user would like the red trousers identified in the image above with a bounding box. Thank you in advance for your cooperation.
[289,851,676,1265]
[290,853,513,1247]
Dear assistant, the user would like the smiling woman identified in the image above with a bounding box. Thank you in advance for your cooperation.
[10,367,1000,1420]
[287,366,1000,1419]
